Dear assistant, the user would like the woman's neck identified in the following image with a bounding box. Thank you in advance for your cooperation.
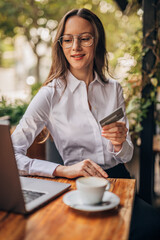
[69,68,94,87]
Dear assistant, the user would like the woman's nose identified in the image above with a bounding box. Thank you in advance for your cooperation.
[72,38,81,50]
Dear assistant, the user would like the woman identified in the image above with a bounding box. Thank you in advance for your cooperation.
[12,8,133,179]
[12,8,160,240]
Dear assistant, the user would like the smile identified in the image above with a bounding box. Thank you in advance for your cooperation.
[71,54,85,59]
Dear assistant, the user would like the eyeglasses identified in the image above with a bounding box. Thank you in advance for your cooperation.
[58,33,94,49]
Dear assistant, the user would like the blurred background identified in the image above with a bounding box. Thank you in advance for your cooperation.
[0,0,160,207]
[0,0,143,130]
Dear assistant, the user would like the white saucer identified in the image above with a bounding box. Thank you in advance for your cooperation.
[63,190,120,212]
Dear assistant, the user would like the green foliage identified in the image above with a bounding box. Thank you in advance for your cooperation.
[31,82,42,98]
[0,81,42,126]
[0,82,42,126]
[0,97,28,126]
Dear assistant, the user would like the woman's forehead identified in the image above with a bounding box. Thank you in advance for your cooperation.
[63,16,94,35]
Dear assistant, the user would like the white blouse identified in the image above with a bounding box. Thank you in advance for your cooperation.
[11,71,133,177]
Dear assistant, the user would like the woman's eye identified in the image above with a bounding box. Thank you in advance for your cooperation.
[63,39,72,43]
[81,36,91,42]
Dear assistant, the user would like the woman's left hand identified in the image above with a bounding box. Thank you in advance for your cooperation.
[101,121,128,152]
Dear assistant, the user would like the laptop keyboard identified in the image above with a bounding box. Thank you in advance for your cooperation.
[22,189,45,204]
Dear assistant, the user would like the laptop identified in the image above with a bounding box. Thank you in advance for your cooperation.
[0,120,71,214]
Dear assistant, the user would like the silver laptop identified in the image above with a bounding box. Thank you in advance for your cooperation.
[0,121,71,214]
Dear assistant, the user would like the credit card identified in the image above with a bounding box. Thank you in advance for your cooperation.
[99,107,124,127]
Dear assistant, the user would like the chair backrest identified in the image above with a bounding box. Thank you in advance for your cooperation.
[46,138,64,165]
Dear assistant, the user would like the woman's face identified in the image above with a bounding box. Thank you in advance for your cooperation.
[62,16,95,76]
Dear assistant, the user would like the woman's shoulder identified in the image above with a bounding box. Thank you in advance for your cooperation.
[101,77,123,97]
[105,76,119,84]
[40,78,65,96]
[104,77,122,88]
[43,78,57,90]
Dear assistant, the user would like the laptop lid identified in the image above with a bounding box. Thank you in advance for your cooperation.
[0,121,71,214]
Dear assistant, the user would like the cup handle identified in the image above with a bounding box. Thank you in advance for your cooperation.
[105,181,111,191]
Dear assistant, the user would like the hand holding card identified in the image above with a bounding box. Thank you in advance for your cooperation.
[99,107,124,127]
[100,107,126,152]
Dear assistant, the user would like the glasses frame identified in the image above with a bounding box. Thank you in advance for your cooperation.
[58,32,94,49]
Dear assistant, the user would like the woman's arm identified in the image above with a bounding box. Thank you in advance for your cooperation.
[102,81,134,161]
[53,159,108,178]
[12,85,59,177]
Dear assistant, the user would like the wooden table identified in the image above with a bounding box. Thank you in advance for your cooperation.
[0,178,136,240]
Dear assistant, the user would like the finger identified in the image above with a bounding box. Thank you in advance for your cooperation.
[109,136,126,141]
[89,161,108,178]
[102,127,127,135]
[102,121,126,130]
[102,126,127,135]
[102,123,116,130]
[83,160,102,177]
[85,164,102,177]
[102,132,127,138]
[102,126,127,134]
[79,160,98,177]
[81,169,91,177]
[82,159,108,178]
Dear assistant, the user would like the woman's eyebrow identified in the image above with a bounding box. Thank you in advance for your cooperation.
[63,32,93,35]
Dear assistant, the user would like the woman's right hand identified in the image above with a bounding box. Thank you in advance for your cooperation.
[53,159,108,179]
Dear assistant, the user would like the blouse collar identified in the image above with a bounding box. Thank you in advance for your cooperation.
[66,70,105,93]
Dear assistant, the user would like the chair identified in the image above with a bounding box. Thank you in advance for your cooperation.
[45,138,64,165]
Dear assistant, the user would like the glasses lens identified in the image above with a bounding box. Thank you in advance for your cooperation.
[60,35,73,48]
[59,33,94,48]
[80,33,93,47]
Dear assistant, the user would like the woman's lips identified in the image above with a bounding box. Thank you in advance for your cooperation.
[71,54,85,60]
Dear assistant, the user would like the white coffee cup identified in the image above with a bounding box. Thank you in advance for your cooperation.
[76,176,110,205]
